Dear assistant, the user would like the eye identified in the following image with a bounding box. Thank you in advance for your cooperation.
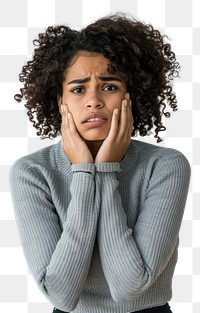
[103,84,118,92]
[71,86,85,94]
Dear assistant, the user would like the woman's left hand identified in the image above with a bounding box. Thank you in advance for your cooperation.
[95,93,133,163]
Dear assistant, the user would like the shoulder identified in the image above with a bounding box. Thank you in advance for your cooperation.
[12,143,56,167]
[9,142,60,180]
[9,141,72,186]
[9,142,69,196]
[134,139,189,162]
[133,139,191,177]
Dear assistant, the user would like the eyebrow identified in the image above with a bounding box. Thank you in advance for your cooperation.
[67,76,122,85]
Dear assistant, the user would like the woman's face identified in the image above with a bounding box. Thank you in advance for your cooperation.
[59,52,127,143]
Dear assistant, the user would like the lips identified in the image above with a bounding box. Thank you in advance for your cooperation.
[82,114,107,123]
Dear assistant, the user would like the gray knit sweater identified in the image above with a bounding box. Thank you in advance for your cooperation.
[9,139,190,313]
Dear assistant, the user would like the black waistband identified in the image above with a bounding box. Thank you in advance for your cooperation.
[130,303,172,313]
[53,303,172,313]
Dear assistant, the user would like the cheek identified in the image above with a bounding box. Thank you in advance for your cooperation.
[68,106,79,120]
[110,94,124,109]
[67,105,82,129]
[62,94,78,114]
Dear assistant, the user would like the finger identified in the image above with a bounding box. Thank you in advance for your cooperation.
[118,98,129,137]
[126,106,133,141]
[67,112,78,135]
[125,93,132,121]
[129,99,134,128]
[60,104,68,114]
[118,95,133,143]
[61,106,72,145]
[62,104,70,124]
[107,108,120,140]
[61,105,69,133]
[124,93,133,131]
[125,92,130,101]
[128,98,134,131]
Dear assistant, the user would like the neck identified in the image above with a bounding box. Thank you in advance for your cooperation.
[84,140,103,159]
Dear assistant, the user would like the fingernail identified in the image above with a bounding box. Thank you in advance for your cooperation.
[67,112,71,119]
[60,105,64,113]
[126,93,130,100]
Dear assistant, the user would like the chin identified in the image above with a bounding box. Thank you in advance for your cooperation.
[80,130,109,142]
[83,136,106,143]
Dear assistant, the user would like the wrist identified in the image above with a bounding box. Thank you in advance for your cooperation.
[95,162,121,173]
[71,163,96,176]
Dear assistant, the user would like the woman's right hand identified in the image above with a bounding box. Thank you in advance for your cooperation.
[60,104,94,164]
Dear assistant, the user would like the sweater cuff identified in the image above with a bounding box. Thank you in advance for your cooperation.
[71,163,96,176]
[95,162,121,173]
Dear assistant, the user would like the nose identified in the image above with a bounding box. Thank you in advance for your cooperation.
[86,91,104,109]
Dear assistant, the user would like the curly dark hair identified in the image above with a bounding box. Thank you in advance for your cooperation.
[15,13,180,142]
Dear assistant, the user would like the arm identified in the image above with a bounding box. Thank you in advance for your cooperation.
[97,152,191,302]
[9,160,98,312]
[9,102,98,311]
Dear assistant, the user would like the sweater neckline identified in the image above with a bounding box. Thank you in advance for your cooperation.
[55,139,138,177]
[118,140,138,176]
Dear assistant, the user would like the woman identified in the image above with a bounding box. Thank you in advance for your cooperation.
[10,13,190,313]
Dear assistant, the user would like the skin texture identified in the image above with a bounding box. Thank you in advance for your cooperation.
[58,52,133,164]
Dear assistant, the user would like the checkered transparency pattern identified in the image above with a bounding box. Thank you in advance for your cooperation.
[0,0,199,312]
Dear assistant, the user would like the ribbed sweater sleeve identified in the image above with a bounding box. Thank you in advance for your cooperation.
[9,160,98,312]
[97,151,191,302]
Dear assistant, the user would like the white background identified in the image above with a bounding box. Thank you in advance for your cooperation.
[0,0,199,312]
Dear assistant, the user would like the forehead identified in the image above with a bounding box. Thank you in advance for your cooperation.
[65,52,111,80]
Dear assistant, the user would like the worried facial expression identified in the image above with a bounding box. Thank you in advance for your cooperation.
[59,52,127,143]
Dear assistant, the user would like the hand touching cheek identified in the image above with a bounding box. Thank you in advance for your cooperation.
[60,105,94,164]
[95,93,133,163]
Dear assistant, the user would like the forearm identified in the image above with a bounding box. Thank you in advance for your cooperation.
[97,172,147,301]
[97,153,190,301]
[10,162,98,311]
[44,168,98,309]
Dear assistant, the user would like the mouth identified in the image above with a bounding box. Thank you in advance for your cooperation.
[84,117,106,122]
[82,114,108,128]
[82,114,107,123]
